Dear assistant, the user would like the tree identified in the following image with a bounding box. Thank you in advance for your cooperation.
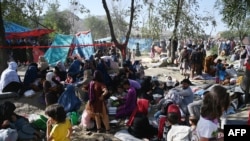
[1,0,48,28]
[158,0,214,62]
[210,20,217,38]
[220,30,237,39]
[83,15,109,39]
[1,0,30,26]
[102,0,136,60]
[141,8,164,39]
[110,1,130,40]
[26,0,47,28]
[42,3,72,38]
[216,0,250,42]
[0,1,9,73]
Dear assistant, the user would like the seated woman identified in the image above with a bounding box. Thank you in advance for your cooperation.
[37,56,49,79]
[143,80,164,104]
[203,54,218,76]
[0,61,22,94]
[43,72,64,106]
[23,63,41,92]
[115,79,137,119]
[127,99,158,139]
[54,61,67,81]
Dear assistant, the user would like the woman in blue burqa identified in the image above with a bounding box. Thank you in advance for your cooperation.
[96,58,112,87]
[68,57,82,82]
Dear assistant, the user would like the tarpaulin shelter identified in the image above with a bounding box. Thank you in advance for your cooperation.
[4,21,31,32]
[4,20,54,39]
[44,31,94,66]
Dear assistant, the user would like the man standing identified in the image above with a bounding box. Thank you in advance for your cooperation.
[240,57,250,106]
[239,46,247,71]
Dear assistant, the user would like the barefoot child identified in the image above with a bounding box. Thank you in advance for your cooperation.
[45,104,72,141]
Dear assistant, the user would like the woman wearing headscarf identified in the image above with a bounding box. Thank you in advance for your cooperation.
[116,79,137,119]
[54,61,67,81]
[96,58,112,87]
[127,99,158,139]
[68,57,81,82]
[0,61,22,93]
[75,69,93,103]
[203,54,218,76]
[43,72,64,106]
[37,56,49,79]
[23,63,41,92]
[86,70,110,133]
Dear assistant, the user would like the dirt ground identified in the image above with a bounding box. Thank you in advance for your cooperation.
[1,54,229,141]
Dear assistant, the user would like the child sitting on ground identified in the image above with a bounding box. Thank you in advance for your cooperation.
[64,73,74,85]
[166,112,192,141]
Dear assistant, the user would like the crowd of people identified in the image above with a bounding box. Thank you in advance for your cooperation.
[0,39,248,141]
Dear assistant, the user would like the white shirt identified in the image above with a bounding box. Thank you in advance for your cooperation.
[196,116,219,139]
[167,125,191,141]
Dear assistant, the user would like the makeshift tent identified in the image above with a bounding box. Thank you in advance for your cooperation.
[6,29,54,39]
[4,21,30,33]
[44,34,73,66]
[73,31,94,59]
[44,31,94,66]
[4,20,54,39]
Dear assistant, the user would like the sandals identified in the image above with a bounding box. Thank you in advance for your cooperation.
[96,129,101,133]
[106,129,110,134]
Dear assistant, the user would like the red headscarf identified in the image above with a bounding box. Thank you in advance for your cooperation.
[167,104,181,121]
[126,99,149,126]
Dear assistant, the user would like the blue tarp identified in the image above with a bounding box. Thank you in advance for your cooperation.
[4,21,31,33]
[44,34,73,66]
[44,32,95,66]
[73,32,94,60]
[122,37,153,52]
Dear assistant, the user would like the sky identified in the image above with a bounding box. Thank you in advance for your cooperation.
[59,0,228,36]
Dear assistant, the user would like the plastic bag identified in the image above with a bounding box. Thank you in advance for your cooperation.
[24,89,36,97]
[80,110,94,129]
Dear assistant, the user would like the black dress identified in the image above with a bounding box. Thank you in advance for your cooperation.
[128,113,158,139]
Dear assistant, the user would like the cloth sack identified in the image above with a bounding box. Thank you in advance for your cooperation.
[0,128,18,141]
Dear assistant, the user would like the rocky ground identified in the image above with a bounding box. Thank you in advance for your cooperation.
[1,54,249,141]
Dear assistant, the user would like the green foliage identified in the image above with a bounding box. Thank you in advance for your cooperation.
[216,0,250,41]
[158,0,214,39]
[110,2,130,39]
[83,15,109,39]
[1,0,30,26]
[220,30,237,39]
[42,3,72,39]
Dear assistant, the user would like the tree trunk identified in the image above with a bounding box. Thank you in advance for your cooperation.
[102,0,135,64]
[0,2,8,73]
[171,0,184,63]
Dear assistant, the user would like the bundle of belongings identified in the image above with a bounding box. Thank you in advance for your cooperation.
[192,84,245,115]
